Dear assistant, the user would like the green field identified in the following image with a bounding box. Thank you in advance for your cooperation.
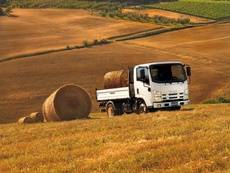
[142,0,230,20]
[0,104,230,172]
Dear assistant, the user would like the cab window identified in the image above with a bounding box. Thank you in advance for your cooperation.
[136,67,150,84]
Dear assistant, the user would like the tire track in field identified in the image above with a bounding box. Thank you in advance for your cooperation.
[124,41,216,65]
[166,35,230,48]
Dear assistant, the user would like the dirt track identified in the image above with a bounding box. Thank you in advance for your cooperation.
[0,9,229,123]
[0,9,159,57]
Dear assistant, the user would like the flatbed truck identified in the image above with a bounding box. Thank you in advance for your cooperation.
[96,61,191,117]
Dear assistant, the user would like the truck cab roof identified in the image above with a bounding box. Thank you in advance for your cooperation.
[136,61,184,67]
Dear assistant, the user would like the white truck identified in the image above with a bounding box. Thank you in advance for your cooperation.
[96,61,191,116]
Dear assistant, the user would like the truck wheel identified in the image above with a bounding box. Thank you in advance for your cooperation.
[116,106,124,116]
[107,104,115,117]
[134,101,147,114]
[138,102,148,114]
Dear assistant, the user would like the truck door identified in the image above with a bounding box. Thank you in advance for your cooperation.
[134,66,152,107]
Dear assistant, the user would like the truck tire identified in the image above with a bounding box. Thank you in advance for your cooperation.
[138,102,148,114]
[116,104,124,116]
[133,99,148,114]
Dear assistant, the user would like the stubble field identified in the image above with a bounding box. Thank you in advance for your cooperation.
[0,104,229,172]
[0,8,229,123]
[0,5,229,173]
[0,9,160,57]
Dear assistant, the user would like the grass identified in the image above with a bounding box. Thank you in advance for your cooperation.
[204,97,230,104]
[0,104,230,172]
[142,0,230,20]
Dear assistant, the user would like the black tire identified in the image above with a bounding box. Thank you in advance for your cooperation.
[138,102,148,114]
[116,103,124,116]
[134,100,148,114]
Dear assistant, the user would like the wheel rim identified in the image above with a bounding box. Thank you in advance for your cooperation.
[139,103,147,114]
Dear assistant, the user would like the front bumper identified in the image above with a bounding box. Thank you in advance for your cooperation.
[153,100,189,108]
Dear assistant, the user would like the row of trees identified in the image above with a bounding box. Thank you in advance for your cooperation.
[99,10,190,26]
[0,6,12,16]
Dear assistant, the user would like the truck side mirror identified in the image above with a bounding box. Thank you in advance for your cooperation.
[186,66,191,76]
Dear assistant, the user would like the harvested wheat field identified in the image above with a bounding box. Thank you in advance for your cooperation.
[0,10,229,123]
[0,104,229,172]
[123,8,212,23]
[0,9,160,57]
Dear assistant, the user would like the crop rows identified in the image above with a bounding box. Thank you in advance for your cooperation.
[142,0,230,20]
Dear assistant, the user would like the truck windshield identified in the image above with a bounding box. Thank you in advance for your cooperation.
[150,64,187,83]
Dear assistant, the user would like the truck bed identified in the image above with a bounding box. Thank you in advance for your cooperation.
[96,87,130,101]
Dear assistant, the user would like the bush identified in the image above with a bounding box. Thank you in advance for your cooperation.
[93,39,99,45]
[178,18,190,25]
[0,6,13,16]
[66,45,71,50]
[81,39,111,48]
[204,97,230,104]
[82,40,89,47]
[0,7,4,16]
[99,39,110,44]
[99,9,191,26]
[4,6,13,15]
[104,11,191,26]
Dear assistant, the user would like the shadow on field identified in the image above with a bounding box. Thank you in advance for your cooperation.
[181,108,195,111]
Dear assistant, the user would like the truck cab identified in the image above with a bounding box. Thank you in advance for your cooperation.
[133,61,190,110]
[96,61,191,116]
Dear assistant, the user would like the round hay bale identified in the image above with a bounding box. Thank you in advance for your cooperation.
[104,70,128,89]
[29,112,44,122]
[42,84,92,122]
[18,116,35,124]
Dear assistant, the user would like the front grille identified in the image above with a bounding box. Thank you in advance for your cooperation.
[169,96,178,99]
[162,92,184,101]
[169,93,177,96]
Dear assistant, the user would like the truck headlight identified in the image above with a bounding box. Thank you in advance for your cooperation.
[184,89,189,99]
[153,90,162,102]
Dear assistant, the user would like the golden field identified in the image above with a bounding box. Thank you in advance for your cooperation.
[0,9,160,57]
[0,9,229,123]
[0,6,229,173]
[0,104,229,172]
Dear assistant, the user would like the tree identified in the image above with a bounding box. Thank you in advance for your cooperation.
[0,7,4,16]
